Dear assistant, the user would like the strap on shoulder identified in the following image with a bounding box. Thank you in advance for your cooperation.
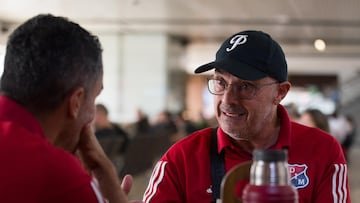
[210,127,225,202]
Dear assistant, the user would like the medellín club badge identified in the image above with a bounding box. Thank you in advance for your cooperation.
[288,164,309,189]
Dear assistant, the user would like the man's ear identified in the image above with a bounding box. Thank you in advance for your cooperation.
[274,81,291,105]
[68,87,85,119]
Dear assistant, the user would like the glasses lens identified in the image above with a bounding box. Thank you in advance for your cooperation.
[207,79,267,99]
[238,82,256,99]
[208,79,224,95]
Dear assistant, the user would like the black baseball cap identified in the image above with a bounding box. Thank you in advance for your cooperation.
[194,30,288,82]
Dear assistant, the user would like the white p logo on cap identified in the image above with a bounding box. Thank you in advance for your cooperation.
[226,35,248,52]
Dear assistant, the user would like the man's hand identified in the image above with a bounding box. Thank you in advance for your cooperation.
[121,175,143,203]
[77,124,143,203]
[77,124,107,171]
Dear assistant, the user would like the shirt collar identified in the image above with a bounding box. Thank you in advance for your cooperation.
[0,95,44,137]
[217,127,231,153]
[271,105,292,150]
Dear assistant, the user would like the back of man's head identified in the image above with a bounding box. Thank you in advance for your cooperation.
[0,14,103,112]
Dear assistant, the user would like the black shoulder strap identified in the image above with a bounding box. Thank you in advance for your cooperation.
[210,127,225,203]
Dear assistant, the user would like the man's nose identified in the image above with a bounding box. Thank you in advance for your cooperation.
[221,85,241,104]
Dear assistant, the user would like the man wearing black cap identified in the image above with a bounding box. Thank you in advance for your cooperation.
[143,31,350,203]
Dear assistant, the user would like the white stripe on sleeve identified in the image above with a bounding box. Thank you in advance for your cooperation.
[332,164,348,203]
[90,177,108,203]
[342,164,348,202]
[143,161,167,203]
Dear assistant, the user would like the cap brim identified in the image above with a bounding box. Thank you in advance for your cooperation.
[194,62,216,74]
[194,59,267,81]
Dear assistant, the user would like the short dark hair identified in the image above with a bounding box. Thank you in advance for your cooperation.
[304,109,330,132]
[1,14,103,111]
[96,104,108,116]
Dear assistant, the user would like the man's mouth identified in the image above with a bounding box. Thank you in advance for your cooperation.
[223,111,246,118]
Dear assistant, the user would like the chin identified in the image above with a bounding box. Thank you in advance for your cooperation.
[222,127,249,140]
[228,132,249,141]
[230,134,250,141]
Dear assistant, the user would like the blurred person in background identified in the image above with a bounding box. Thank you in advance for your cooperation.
[143,30,350,203]
[284,102,300,121]
[0,14,141,203]
[172,110,198,139]
[341,114,357,162]
[329,109,352,146]
[298,108,330,132]
[95,103,130,174]
[151,110,178,136]
[134,108,151,135]
[95,103,129,153]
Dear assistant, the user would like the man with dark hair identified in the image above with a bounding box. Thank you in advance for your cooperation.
[95,103,129,166]
[95,103,129,152]
[143,30,350,203]
[0,14,140,203]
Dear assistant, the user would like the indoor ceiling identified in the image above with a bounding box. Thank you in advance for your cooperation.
[1,0,360,56]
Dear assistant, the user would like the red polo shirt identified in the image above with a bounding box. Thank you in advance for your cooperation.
[143,105,350,203]
[0,96,107,203]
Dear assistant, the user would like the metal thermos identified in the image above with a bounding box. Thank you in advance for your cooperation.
[242,149,298,203]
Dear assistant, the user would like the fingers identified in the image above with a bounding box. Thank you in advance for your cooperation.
[121,174,134,195]
[121,174,145,203]
[77,124,92,150]
[79,123,96,146]
[77,123,108,171]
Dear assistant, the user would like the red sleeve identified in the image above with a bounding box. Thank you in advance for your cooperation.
[311,136,350,203]
[143,129,215,203]
[143,153,186,203]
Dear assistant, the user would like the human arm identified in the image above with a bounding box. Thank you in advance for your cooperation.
[77,124,142,203]
[143,129,215,203]
[143,160,185,203]
[311,136,351,203]
[142,141,187,203]
[142,147,196,203]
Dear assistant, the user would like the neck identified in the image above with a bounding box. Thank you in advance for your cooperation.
[32,107,64,145]
[235,130,280,154]
[234,117,280,154]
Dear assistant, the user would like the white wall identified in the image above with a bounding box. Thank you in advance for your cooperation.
[95,33,170,123]
[121,34,168,122]
[95,34,124,122]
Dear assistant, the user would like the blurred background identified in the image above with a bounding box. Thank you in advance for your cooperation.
[1,0,359,201]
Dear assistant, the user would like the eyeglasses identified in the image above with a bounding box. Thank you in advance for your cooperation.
[207,78,279,99]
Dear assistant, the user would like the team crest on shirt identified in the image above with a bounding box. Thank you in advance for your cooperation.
[288,164,309,189]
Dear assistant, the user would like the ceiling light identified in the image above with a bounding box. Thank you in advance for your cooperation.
[314,39,326,52]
